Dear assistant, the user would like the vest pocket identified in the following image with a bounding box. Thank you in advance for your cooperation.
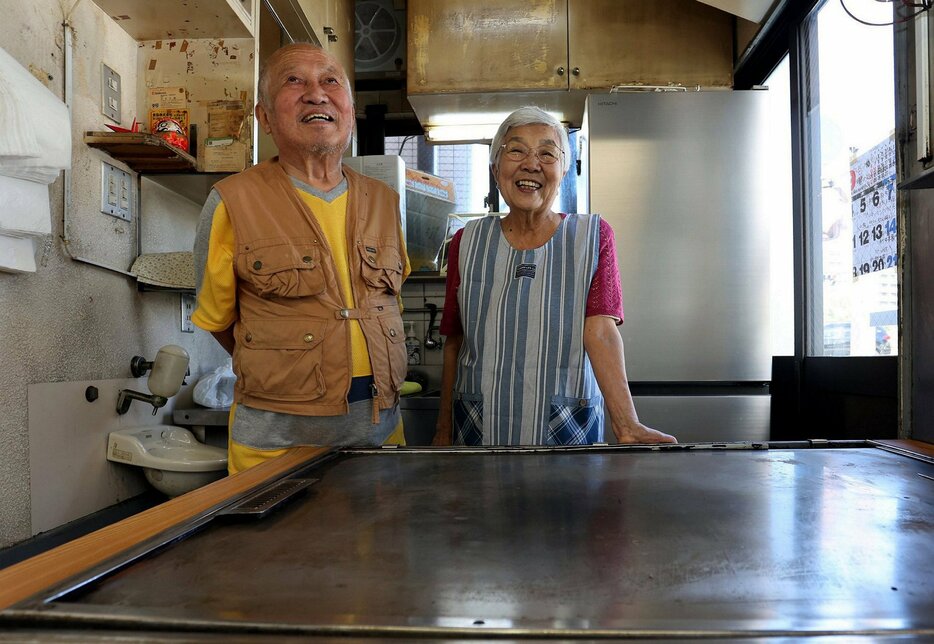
[235,317,329,400]
[243,240,326,298]
[453,392,484,445]
[377,315,407,390]
[358,240,404,294]
[547,395,602,446]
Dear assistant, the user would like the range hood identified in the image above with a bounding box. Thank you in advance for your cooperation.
[408,90,592,144]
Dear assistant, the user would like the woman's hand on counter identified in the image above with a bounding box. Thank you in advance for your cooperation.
[612,421,677,445]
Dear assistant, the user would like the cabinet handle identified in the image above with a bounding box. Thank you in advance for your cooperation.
[323,26,334,34]
[556,66,565,76]
[572,67,580,76]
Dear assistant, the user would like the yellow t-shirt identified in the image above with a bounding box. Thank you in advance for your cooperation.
[311,191,370,376]
[193,184,409,377]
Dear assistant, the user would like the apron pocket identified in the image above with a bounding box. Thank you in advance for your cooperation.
[453,392,484,446]
[547,395,602,445]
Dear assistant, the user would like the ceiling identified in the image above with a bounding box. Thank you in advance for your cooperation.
[694,0,776,23]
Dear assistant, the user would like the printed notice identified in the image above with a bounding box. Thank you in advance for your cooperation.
[147,86,187,110]
[851,135,896,278]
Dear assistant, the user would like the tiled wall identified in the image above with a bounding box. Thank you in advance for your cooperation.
[400,279,447,390]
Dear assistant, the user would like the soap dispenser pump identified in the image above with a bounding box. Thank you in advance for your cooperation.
[116,345,190,415]
[405,321,421,366]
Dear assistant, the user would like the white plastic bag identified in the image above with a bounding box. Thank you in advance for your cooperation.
[192,360,236,408]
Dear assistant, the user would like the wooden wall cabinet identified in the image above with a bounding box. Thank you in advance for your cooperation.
[296,0,356,83]
[408,0,733,95]
[570,0,733,89]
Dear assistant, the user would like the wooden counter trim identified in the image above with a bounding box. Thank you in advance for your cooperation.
[871,439,934,459]
[0,446,330,611]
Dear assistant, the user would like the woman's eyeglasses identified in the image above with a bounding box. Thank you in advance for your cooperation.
[501,143,564,165]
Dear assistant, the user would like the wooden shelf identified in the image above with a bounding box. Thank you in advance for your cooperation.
[89,0,253,40]
[84,132,196,173]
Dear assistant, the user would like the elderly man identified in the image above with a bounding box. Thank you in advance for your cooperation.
[193,43,409,474]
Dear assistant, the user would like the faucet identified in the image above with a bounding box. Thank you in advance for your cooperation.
[116,389,168,416]
[424,302,442,350]
[116,345,190,415]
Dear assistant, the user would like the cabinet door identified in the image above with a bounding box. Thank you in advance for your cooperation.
[296,0,355,83]
[568,0,733,90]
[326,0,355,87]
[408,0,568,94]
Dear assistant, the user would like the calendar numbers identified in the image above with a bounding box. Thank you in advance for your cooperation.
[850,137,896,279]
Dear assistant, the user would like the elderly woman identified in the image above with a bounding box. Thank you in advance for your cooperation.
[433,106,677,446]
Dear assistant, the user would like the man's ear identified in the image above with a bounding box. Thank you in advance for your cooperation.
[255,103,271,134]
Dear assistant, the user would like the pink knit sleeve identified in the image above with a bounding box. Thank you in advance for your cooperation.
[586,218,624,324]
[439,229,464,336]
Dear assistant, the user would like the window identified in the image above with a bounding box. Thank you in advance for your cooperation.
[765,56,794,356]
[385,135,490,213]
[802,0,897,356]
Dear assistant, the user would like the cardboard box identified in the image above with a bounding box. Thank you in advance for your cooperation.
[404,168,456,202]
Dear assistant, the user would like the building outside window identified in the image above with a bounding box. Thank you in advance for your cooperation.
[803,0,897,356]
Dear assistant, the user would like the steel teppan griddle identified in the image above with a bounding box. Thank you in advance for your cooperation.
[3,441,933,640]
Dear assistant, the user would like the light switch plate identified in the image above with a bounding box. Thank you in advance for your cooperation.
[100,161,132,221]
[101,63,121,123]
[181,293,196,333]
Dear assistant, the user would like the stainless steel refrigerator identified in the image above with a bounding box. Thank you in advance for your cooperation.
[576,91,772,442]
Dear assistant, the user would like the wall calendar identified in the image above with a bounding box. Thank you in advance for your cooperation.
[851,135,896,278]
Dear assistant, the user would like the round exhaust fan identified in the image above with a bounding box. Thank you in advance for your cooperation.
[355,0,404,73]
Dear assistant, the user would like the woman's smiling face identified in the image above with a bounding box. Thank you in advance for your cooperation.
[494,123,566,218]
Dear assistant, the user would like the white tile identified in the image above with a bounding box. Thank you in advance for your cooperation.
[400,282,423,297]
[422,281,447,297]
[402,296,423,313]
[422,334,445,364]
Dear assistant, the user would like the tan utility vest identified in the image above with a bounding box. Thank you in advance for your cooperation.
[214,159,407,419]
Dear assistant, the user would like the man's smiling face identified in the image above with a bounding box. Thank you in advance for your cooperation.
[256,45,354,160]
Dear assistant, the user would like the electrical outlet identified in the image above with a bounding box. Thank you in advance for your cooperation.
[180,293,196,333]
[101,63,121,123]
[100,161,132,221]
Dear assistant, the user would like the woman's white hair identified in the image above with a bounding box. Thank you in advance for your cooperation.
[489,106,571,175]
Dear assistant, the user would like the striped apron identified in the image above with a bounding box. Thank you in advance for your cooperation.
[453,214,605,445]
